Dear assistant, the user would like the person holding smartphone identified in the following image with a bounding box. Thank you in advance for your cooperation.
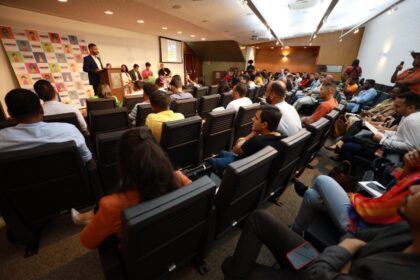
[222,184,420,280]
[391,51,420,94]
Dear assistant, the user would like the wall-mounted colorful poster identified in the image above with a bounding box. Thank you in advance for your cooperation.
[69,35,78,45]
[7,51,23,63]
[1,26,89,108]
[49,32,61,44]
[41,42,54,53]
[25,30,39,41]
[0,26,14,39]
[34,52,47,63]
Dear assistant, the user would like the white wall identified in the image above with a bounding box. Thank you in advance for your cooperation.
[357,0,420,85]
[0,5,184,110]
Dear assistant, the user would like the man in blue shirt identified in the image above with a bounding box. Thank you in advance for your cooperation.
[0,88,92,162]
[346,79,377,113]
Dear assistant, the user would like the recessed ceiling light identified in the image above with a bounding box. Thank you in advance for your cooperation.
[162,26,168,30]
[270,46,274,49]
[256,46,260,49]
[304,46,307,49]
[201,38,206,41]
[137,20,144,23]
[104,10,113,15]
[190,34,196,37]
[57,0,68,2]
[177,31,182,34]
[354,28,359,34]
[309,42,312,46]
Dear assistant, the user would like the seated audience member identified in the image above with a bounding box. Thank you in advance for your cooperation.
[292,147,420,235]
[345,79,377,113]
[265,81,302,136]
[33,79,88,133]
[301,80,338,125]
[208,105,282,174]
[131,80,144,95]
[155,76,167,91]
[128,83,156,123]
[76,127,191,249]
[185,74,205,88]
[0,88,91,162]
[343,77,359,99]
[141,62,153,80]
[292,75,331,111]
[145,90,184,143]
[223,176,420,280]
[298,73,310,89]
[169,77,193,101]
[89,83,120,107]
[242,74,256,89]
[225,83,252,111]
[337,92,420,161]
[217,79,231,94]
[128,63,143,82]
[391,51,420,94]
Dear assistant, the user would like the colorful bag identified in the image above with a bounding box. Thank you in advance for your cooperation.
[348,172,420,229]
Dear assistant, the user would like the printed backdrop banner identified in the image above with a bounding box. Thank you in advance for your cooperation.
[1,26,94,107]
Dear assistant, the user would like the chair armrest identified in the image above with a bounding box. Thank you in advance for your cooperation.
[98,235,126,280]
[86,160,104,200]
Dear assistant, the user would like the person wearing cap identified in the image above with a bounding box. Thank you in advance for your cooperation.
[391,51,420,94]
[145,90,184,143]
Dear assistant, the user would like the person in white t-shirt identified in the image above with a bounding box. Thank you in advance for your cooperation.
[34,79,88,133]
[226,83,253,112]
[265,80,302,136]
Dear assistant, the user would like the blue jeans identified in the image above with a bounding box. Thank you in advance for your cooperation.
[346,102,360,113]
[292,175,351,234]
[208,150,237,175]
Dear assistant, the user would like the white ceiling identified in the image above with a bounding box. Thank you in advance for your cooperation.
[0,0,402,44]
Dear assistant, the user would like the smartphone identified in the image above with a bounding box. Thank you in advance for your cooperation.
[367,182,386,192]
[286,242,319,270]
[400,61,405,66]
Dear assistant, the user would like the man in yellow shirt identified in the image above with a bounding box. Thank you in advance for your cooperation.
[146,90,184,143]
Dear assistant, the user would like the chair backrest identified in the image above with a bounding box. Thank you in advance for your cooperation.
[44,112,82,132]
[220,91,233,108]
[96,129,129,194]
[0,119,18,130]
[202,109,236,158]
[122,95,144,112]
[215,146,278,238]
[198,94,220,117]
[86,98,116,115]
[233,103,260,144]
[253,86,264,102]
[324,109,339,122]
[170,98,197,118]
[135,104,152,126]
[295,118,330,176]
[246,88,257,100]
[208,85,218,95]
[120,176,216,280]
[0,141,95,226]
[161,116,202,169]
[264,129,312,201]
[195,87,208,99]
[334,103,345,114]
[89,107,130,141]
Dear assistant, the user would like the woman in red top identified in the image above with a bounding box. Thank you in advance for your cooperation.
[74,127,192,249]
[342,59,362,81]
[298,73,310,89]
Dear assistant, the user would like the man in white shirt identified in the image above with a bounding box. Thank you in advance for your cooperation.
[0,88,92,162]
[243,74,256,89]
[265,81,302,136]
[34,79,88,133]
[226,83,253,112]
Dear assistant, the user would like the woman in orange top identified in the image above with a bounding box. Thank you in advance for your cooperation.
[74,127,192,249]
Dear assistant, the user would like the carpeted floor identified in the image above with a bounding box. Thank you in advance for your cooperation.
[0,148,336,280]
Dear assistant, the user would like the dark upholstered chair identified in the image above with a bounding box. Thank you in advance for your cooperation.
[170,98,197,118]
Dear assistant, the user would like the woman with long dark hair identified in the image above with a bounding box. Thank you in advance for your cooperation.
[73,127,191,249]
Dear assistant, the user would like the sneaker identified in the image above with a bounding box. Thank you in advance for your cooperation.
[294,180,308,197]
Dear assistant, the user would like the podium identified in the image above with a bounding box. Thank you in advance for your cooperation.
[98,68,124,102]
